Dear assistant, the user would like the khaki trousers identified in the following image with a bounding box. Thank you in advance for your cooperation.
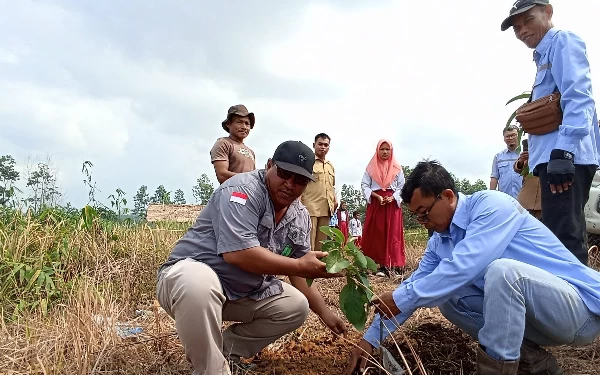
[156,258,309,375]
[310,216,331,251]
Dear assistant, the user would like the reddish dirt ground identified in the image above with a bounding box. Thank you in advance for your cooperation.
[248,275,599,375]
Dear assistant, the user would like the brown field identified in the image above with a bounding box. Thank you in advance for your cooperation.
[1,217,599,375]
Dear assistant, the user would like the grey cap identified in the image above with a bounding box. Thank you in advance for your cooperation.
[501,0,550,31]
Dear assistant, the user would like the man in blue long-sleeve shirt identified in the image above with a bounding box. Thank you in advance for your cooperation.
[503,0,600,265]
[344,161,600,375]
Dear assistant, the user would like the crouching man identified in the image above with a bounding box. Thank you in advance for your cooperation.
[157,140,347,375]
[345,161,600,375]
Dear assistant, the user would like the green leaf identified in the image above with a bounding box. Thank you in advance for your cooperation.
[329,258,351,273]
[25,269,42,291]
[306,278,314,287]
[320,226,345,244]
[356,274,374,301]
[81,205,97,231]
[324,249,341,269]
[505,92,531,106]
[365,256,378,272]
[339,281,369,331]
[352,249,367,269]
[320,239,337,252]
[324,249,351,273]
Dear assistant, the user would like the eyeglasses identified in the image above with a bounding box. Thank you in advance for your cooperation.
[504,134,518,139]
[275,166,310,186]
[416,195,441,223]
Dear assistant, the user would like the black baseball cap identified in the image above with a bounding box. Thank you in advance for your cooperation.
[501,0,550,31]
[272,141,316,181]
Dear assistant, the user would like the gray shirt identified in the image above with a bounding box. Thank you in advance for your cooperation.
[158,169,311,301]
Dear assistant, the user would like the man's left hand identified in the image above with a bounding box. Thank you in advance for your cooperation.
[320,310,347,335]
[371,291,401,320]
[547,149,575,194]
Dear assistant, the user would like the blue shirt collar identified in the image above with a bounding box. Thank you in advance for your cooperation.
[438,192,468,237]
[534,27,559,60]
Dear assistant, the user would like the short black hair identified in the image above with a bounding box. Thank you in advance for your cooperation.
[504,125,519,135]
[401,160,457,204]
[314,133,331,143]
[352,211,359,216]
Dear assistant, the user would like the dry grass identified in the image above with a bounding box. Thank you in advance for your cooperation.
[1,214,599,374]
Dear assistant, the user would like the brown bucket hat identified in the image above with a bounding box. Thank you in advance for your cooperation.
[221,104,255,132]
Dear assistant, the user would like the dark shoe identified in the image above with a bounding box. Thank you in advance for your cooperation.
[518,340,564,375]
[477,346,519,375]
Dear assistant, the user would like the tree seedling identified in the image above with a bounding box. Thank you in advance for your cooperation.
[307,226,378,331]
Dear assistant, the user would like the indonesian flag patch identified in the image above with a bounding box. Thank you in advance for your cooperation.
[230,191,248,205]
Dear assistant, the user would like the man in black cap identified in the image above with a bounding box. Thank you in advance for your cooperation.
[210,104,257,184]
[157,140,347,375]
[502,0,600,267]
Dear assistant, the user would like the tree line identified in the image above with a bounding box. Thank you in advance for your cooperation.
[0,155,215,221]
[2,155,486,225]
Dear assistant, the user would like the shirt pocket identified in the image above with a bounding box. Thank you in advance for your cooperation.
[532,66,553,98]
[326,169,335,185]
[498,161,511,177]
[281,225,308,257]
[313,169,324,182]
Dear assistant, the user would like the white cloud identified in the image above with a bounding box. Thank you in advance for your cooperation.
[1,0,599,208]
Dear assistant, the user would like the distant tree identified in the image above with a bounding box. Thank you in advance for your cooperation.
[26,162,61,212]
[456,178,488,195]
[340,184,366,219]
[108,188,128,218]
[173,189,186,204]
[151,185,172,205]
[132,185,150,219]
[192,174,215,205]
[0,155,20,206]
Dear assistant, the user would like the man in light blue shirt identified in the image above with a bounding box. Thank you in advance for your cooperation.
[503,0,600,265]
[490,125,523,199]
[344,161,600,375]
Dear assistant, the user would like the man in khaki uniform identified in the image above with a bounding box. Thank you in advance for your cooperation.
[302,133,336,251]
[210,104,256,184]
[156,141,346,375]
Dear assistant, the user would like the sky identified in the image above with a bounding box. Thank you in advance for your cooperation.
[1,0,599,207]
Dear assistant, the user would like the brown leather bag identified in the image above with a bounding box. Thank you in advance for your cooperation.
[515,92,562,135]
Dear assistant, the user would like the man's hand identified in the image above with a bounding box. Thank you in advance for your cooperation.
[547,149,575,194]
[371,291,401,320]
[296,251,343,279]
[320,310,347,336]
[516,151,529,170]
[344,339,374,375]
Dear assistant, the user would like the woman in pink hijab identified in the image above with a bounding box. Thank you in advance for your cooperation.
[360,139,406,277]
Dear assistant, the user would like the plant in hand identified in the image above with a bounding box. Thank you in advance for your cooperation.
[308,226,378,331]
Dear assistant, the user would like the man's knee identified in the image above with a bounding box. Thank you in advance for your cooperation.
[484,259,522,289]
[279,287,310,329]
[161,260,224,314]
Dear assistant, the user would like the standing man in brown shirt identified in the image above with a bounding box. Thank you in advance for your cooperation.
[301,133,337,251]
[210,105,257,184]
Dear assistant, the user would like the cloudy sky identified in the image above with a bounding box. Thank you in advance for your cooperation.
[1,0,599,207]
